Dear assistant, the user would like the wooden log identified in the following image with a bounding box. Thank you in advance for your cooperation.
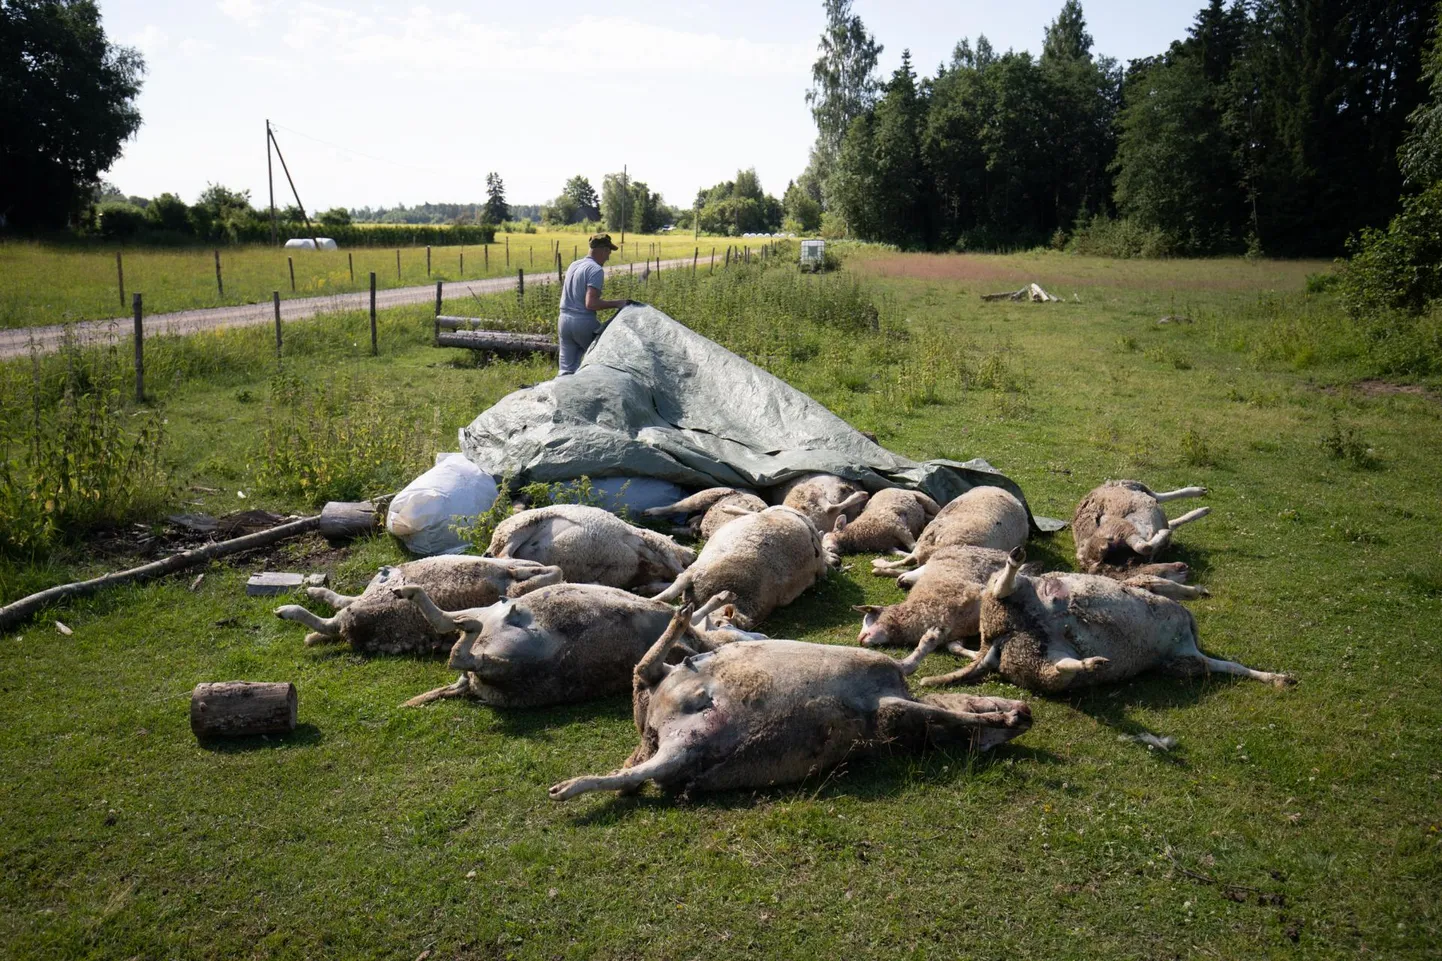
[319,500,381,544]
[436,330,557,354]
[0,515,320,632]
[436,315,509,330]
[190,682,297,739]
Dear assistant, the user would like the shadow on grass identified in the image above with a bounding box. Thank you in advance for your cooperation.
[764,574,869,635]
[563,739,1062,825]
[197,722,323,752]
[488,695,632,740]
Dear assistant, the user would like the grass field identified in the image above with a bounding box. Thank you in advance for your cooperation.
[0,230,738,330]
[1,250,1439,959]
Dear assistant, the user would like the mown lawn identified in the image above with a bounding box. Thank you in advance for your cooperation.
[1,252,1438,959]
[0,230,726,330]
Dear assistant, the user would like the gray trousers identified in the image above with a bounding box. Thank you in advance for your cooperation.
[557,312,601,375]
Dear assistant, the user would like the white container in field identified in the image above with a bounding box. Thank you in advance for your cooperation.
[387,453,498,555]
[283,237,338,250]
[799,239,825,271]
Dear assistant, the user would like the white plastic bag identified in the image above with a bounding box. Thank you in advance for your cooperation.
[386,453,498,555]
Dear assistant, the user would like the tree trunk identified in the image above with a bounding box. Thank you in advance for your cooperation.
[190,682,297,739]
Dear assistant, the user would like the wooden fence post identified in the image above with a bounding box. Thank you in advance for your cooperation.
[273,291,282,358]
[517,268,524,304]
[725,245,732,268]
[369,272,377,355]
[348,251,354,283]
[485,244,489,270]
[529,244,534,267]
[395,249,401,281]
[116,251,125,309]
[505,236,509,267]
[132,293,143,403]
[214,249,224,298]
[434,280,443,345]
[460,248,464,276]
[556,249,563,287]
[710,246,716,274]
[693,247,698,275]
[427,245,432,277]
[573,244,578,262]
[288,256,295,292]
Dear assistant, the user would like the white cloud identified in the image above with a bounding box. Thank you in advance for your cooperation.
[218,0,266,27]
[127,25,169,56]
[178,38,215,59]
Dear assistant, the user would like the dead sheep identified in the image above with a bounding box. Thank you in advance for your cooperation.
[644,487,767,540]
[872,485,1028,575]
[853,545,1019,651]
[547,605,1033,801]
[823,488,941,555]
[1072,480,1209,575]
[397,584,760,708]
[919,548,1295,692]
[489,504,695,593]
[274,555,563,655]
[651,505,836,630]
[771,472,870,533]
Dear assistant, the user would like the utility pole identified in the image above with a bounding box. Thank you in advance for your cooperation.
[267,125,319,249]
[266,119,277,246]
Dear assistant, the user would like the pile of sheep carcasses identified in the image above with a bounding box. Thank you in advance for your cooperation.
[275,473,1294,802]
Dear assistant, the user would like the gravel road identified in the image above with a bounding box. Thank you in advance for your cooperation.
[0,253,714,359]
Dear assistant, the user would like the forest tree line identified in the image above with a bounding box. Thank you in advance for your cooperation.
[798,0,1437,257]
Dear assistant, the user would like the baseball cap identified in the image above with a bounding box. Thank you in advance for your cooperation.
[589,233,619,251]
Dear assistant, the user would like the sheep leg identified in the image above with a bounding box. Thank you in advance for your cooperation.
[305,586,358,610]
[945,641,982,661]
[549,743,694,801]
[274,604,341,641]
[690,591,738,625]
[919,642,1003,686]
[896,628,948,675]
[871,552,918,575]
[635,603,695,687]
[403,673,474,707]
[394,587,462,634]
[1051,655,1110,677]
[1152,486,1207,503]
[649,571,693,604]
[897,564,928,589]
[1123,574,1209,600]
[876,695,1031,740]
[1165,506,1211,529]
[895,528,918,552]
[1174,652,1297,689]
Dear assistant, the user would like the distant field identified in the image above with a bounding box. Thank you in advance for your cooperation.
[0,230,739,329]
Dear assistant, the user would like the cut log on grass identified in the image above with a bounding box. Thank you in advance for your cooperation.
[435,330,558,355]
[0,515,320,633]
[319,500,381,544]
[190,681,297,739]
[981,283,1061,303]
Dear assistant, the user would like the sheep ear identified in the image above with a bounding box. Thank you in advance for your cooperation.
[832,514,848,533]
[852,604,884,614]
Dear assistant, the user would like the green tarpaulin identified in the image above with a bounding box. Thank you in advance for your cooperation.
[460,305,1063,532]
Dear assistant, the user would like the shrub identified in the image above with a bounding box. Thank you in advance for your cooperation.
[96,202,147,239]
[1339,180,1442,320]
[1066,214,1180,259]
[145,193,192,234]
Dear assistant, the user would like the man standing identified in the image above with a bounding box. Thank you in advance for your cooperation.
[556,232,627,375]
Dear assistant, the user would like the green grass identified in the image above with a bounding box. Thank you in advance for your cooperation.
[0,230,742,330]
[1,251,1439,958]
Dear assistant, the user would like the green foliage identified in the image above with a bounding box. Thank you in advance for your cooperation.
[144,192,190,233]
[318,207,352,227]
[482,172,509,225]
[0,338,170,557]
[1066,214,1178,259]
[0,0,145,229]
[1319,415,1378,469]
[782,180,823,233]
[1337,181,1442,375]
[696,169,784,235]
[601,173,667,234]
[251,371,443,506]
[806,0,884,161]
[95,202,146,239]
[1400,3,1442,187]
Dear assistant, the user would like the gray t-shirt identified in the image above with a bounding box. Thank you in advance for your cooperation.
[559,255,605,323]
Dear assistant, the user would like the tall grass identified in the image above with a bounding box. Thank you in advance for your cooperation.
[0,338,171,557]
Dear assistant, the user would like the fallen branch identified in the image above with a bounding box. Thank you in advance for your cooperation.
[0,515,320,632]
[981,283,1061,303]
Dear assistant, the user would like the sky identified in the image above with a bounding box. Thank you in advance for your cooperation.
[100,0,1203,213]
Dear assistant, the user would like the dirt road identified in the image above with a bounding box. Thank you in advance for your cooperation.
[0,253,714,359]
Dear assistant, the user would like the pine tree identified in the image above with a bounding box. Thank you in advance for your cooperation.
[482,172,509,225]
